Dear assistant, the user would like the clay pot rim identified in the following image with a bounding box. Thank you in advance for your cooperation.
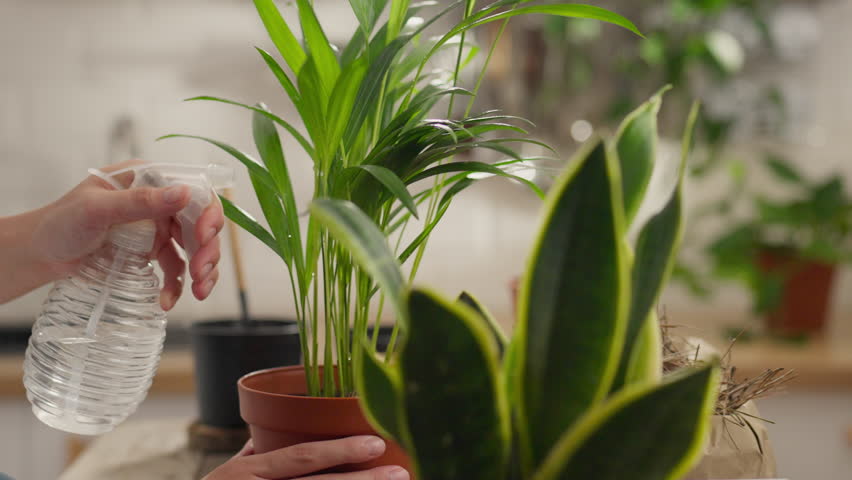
[238,365,358,400]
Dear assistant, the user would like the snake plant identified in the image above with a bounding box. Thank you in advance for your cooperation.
[319,93,721,480]
[162,0,640,396]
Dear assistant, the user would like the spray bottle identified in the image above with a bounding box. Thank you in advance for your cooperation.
[23,163,232,435]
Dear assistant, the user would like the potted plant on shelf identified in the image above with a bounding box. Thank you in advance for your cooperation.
[707,154,852,336]
[320,93,722,480]
[163,0,641,471]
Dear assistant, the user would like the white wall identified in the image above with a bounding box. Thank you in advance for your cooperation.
[1,0,851,337]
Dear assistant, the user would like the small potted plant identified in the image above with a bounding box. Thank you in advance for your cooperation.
[163,0,641,472]
[707,154,852,336]
[324,94,722,480]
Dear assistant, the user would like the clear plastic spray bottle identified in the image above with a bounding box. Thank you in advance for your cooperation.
[23,163,232,435]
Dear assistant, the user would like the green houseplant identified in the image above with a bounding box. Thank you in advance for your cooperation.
[320,94,721,480]
[163,0,642,468]
[707,154,852,335]
[165,0,639,397]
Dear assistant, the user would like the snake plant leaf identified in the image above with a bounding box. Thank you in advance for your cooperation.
[457,291,507,354]
[354,341,404,441]
[532,363,720,480]
[502,331,522,408]
[219,194,284,262]
[516,139,629,473]
[351,165,419,219]
[252,106,304,275]
[611,101,699,392]
[310,198,408,329]
[611,184,682,392]
[349,0,388,34]
[183,95,314,157]
[623,312,663,385]
[614,86,667,224]
[399,289,509,480]
[252,0,306,74]
[296,0,340,98]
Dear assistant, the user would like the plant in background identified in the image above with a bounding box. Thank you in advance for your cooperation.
[524,0,784,166]
[705,154,852,333]
[319,94,721,480]
[163,0,640,397]
[483,0,802,299]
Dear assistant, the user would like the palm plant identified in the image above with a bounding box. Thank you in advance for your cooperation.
[163,0,639,397]
[324,94,720,480]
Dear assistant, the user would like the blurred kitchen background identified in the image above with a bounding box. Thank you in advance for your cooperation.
[1,0,851,479]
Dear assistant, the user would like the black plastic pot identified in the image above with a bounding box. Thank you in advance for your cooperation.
[190,319,301,428]
[350,325,396,353]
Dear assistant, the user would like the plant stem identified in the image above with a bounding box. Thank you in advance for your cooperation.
[322,236,335,396]
[408,16,472,282]
[310,270,320,395]
[464,16,512,117]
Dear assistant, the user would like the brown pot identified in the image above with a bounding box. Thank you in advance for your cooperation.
[238,365,412,475]
[756,248,837,334]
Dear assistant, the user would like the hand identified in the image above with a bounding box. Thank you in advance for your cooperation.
[20,160,223,309]
[204,436,410,480]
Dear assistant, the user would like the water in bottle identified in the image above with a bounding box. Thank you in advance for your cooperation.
[23,220,166,435]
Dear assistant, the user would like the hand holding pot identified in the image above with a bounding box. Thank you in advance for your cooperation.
[204,436,410,480]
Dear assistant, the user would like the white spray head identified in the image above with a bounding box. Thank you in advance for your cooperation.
[90,163,234,258]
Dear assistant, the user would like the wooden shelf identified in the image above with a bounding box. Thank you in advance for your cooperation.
[728,338,852,391]
[0,350,196,398]
[3,338,851,398]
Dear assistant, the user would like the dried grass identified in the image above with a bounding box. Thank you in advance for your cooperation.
[658,307,796,452]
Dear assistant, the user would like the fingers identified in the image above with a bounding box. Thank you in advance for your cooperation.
[190,235,220,300]
[196,198,225,247]
[246,436,388,480]
[155,239,185,311]
[295,465,409,480]
[86,186,190,227]
[191,261,219,301]
[188,201,223,300]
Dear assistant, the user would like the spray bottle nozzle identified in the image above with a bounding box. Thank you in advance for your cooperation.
[89,163,234,258]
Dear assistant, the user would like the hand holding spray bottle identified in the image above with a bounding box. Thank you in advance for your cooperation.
[24,163,232,435]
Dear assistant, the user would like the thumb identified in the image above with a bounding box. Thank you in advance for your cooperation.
[91,185,190,226]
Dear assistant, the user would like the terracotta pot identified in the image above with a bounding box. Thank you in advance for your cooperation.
[238,365,412,474]
[756,248,836,334]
